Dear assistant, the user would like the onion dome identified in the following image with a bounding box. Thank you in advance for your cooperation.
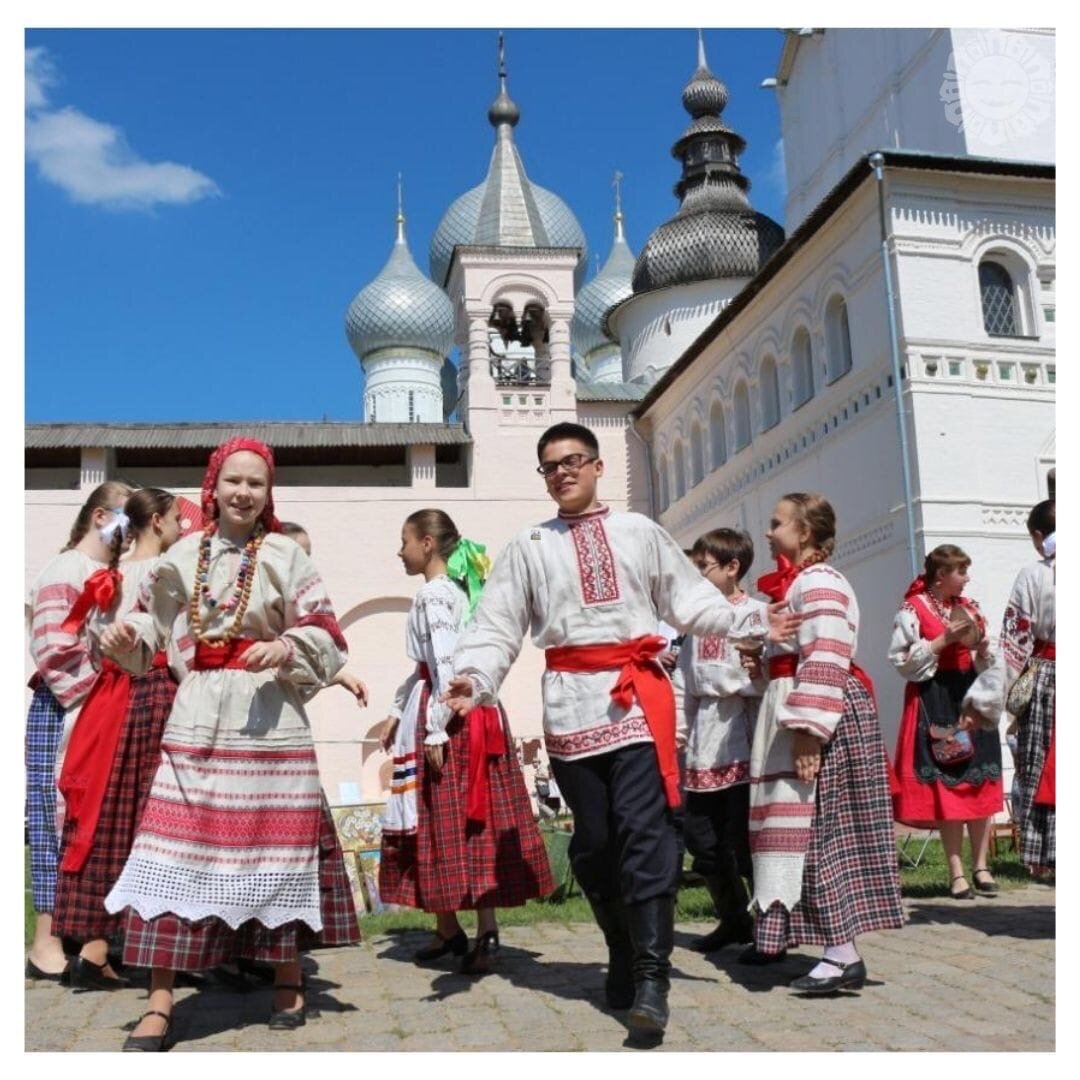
[572,180,635,359]
[429,34,587,288]
[631,31,784,295]
[345,198,454,361]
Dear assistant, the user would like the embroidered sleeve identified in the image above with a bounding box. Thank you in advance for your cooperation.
[1001,568,1036,678]
[777,570,855,741]
[887,603,938,682]
[650,523,735,639]
[453,537,532,703]
[279,547,348,693]
[730,601,768,697]
[419,587,463,745]
[29,568,98,709]
[107,561,186,677]
[672,640,697,746]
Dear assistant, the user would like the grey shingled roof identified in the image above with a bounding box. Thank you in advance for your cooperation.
[25,421,471,450]
[574,381,645,403]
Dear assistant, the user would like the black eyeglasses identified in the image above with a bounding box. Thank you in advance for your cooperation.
[536,453,598,478]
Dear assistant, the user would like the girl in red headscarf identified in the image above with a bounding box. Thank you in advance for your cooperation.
[889,544,1004,899]
[101,439,359,1051]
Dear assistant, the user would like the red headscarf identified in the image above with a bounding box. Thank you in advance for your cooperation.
[904,575,929,599]
[200,437,282,534]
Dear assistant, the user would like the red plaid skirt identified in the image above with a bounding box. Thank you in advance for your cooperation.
[119,797,360,970]
[755,674,904,953]
[379,693,554,912]
[53,665,177,941]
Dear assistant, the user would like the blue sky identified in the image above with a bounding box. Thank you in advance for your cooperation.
[25,28,787,422]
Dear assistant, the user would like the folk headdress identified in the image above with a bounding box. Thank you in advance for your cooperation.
[200,437,283,535]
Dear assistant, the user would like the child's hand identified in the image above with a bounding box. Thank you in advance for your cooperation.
[440,676,475,718]
[766,602,802,643]
[101,621,138,654]
[425,743,445,772]
[792,730,823,781]
[334,670,369,706]
[380,717,399,752]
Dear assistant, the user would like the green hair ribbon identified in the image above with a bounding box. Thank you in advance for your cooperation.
[447,537,493,621]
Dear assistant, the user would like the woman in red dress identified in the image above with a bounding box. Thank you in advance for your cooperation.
[889,544,1003,899]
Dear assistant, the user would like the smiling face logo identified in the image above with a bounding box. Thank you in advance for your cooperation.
[940,31,1054,146]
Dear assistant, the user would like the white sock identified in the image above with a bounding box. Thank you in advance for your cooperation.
[807,941,860,978]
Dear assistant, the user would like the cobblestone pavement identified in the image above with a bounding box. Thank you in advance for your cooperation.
[25,885,1054,1052]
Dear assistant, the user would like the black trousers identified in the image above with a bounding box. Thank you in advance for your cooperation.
[683,786,752,881]
[550,742,682,905]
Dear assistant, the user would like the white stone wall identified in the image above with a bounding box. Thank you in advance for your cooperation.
[362,350,444,423]
[780,29,1055,231]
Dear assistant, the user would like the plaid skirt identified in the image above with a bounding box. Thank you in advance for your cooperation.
[25,684,65,913]
[119,797,360,970]
[53,666,177,941]
[1014,658,1055,871]
[380,697,554,912]
[755,675,904,953]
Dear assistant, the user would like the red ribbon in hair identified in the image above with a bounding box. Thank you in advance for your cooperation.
[200,437,282,534]
[756,555,798,603]
[60,567,121,636]
[545,635,681,809]
[904,575,929,599]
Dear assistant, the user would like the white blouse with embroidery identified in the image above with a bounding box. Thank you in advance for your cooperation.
[453,508,737,762]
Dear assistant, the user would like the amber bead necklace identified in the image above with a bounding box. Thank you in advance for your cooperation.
[189,522,264,646]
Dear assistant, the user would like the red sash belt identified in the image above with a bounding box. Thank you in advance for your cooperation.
[1033,640,1056,660]
[545,635,680,809]
[417,663,506,826]
[193,638,258,670]
[58,657,132,873]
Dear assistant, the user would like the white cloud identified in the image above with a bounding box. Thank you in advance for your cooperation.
[26,46,57,111]
[24,47,220,211]
[768,138,788,198]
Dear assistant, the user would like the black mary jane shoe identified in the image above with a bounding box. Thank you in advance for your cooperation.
[790,957,867,995]
[950,874,975,900]
[122,1010,173,1052]
[972,869,999,897]
[67,954,131,992]
[25,957,69,983]
[413,928,468,966]
[460,930,500,976]
[737,945,787,966]
[268,981,307,1030]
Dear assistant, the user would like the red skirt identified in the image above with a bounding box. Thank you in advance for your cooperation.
[379,689,554,912]
[892,678,1003,828]
[120,797,359,970]
[53,665,177,941]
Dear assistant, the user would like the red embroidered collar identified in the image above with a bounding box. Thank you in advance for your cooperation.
[557,505,611,522]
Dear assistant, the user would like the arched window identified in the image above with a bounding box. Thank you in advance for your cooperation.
[689,422,705,486]
[825,295,853,381]
[710,400,726,468]
[759,356,780,430]
[657,453,670,512]
[791,327,814,407]
[673,441,687,501]
[733,381,751,451]
[980,260,1019,336]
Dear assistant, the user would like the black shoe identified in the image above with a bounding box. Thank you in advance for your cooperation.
[268,981,307,1030]
[25,957,69,983]
[689,918,755,953]
[625,896,674,1038]
[237,956,277,983]
[950,875,974,900]
[459,931,500,976]
[972,869,999,897]
[587,896,634,1009]
[68,954,131,991]
[413,928,468,966]
[123,1010,173,1052]
[737,945,786,965]
[789,958,867,994]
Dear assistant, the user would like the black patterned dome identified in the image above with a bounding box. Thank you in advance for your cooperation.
[632,32,783,295]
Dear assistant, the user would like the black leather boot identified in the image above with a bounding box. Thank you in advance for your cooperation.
[625,895,675,1038]
[587,896,634,1009]
[689,871,754,953]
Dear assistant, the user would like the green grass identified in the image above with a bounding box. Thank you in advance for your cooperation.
[25,837,1052,948]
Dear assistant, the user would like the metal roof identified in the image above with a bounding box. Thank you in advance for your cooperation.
[633,148,1056,418]
[25,421,472,450]
[574,381,645,403]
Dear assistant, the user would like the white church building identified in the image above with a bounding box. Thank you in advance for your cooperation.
[25,28,1054,807]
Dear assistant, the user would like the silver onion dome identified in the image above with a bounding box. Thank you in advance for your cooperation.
[346,207,455,361]
[429,34,587,288]
[572,193,635,358]
[631,31,783,295]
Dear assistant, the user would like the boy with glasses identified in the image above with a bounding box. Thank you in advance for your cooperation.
[674,528,766,955]
[443,423,797,1041]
